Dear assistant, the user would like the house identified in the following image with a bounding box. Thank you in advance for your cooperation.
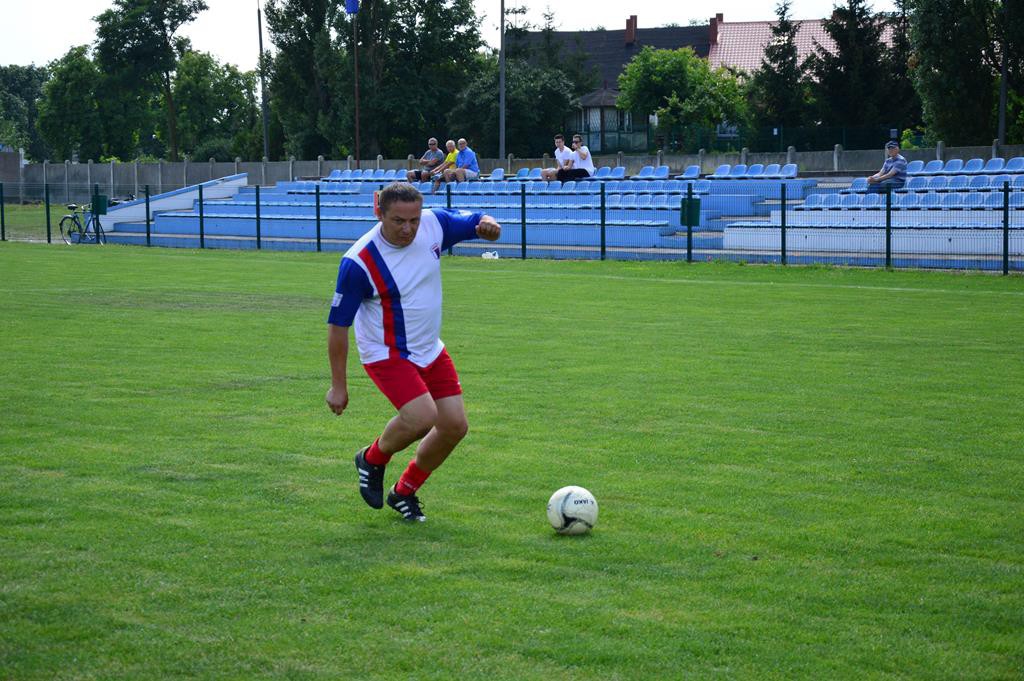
[514,13,881,152]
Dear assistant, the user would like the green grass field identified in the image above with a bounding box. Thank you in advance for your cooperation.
[1,203,63,242]
[2,243,1022,679]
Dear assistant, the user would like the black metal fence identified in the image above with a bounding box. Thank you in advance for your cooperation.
[1,179,1021,275]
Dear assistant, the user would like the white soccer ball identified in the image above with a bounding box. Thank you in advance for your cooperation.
[546,486,598,535]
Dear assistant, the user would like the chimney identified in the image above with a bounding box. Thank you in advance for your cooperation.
[625,15,637,45]
[709,13,723,45]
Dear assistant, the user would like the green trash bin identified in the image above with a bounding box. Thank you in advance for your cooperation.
[91,194,108,216]
[680,197,700,228]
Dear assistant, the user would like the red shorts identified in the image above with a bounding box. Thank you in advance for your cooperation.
[363,349,462,409]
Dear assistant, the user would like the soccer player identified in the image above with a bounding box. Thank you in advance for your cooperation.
[325,182,501,522]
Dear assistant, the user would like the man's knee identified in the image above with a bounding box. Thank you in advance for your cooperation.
[438,414,468,442]
[399,398,438,435]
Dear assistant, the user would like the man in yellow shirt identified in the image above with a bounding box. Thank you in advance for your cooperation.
[430,140,458,193]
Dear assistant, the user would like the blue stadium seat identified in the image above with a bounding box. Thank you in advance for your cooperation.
[839,193,860,209]
[590,166,611,180]
[762,163,782,178]
[941,193,963,210]
[946,175,969,192]
[927,176,948,191]
[694,180,712,193]
[527,168,543,180]
[644,181,664,193]
[964,193,986,210]
[605,194,622,208]
[636,194,653,208]
[940,159,963,175]
[709,164,731,179]
[990,175,1012,190]
[779,163,798,178]
[559,180,576,192]
[821,194,841,209]
[350,169,364,180]
[961,158,984,175]
[325,169,342,180]
[1014,175,1024,189]
[968,175,990,191]
[1004,157,1024,173]
[370,169,386,180]
[728,164,748,179]
[486,168,505,181]
[796,194,823,210]
[1011,193,1024,209]
[843,178,868,193]
[602,167,622,180]
[920,193,942,209]
[982,158,1005,174]
[653,165,670,180]
[984,193,1004,209]
[898,193,920,209]
[862,193,882,209]
[676,165,700,180]
[605,180,621,192]
[745,163,764,178]
[906,160,925,175]
[513,168,529,181]
[652,194,670,209]
[620,194,638,208]
[631,165,655,180]
[920,160,944,175]
[900,176,928,193]
[527,180,546,193]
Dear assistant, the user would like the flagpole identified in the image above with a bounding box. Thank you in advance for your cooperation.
[353,11,361,168]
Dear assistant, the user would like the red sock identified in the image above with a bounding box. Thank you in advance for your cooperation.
[364,438,391,466]
[394,460,431,496]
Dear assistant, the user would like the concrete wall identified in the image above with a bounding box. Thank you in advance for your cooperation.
[7,141,1024,203]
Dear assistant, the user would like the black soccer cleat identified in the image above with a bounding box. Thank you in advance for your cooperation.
[387,486,426,522]
[354,446,385,509]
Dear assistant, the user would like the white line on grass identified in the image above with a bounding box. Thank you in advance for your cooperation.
[449,266,1024,298]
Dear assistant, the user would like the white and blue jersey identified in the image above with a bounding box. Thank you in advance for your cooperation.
[328,208,482,367]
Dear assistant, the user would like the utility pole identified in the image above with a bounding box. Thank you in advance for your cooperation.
[499,0,506,161]
[997,0,1008,147]
[257,2,270,161]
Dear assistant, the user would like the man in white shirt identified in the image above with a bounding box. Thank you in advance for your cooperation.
[542,133,575,181]
[557,133,595,181]
[325,183,502,521]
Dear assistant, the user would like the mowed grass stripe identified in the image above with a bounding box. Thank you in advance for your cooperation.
[1,243,1022,680]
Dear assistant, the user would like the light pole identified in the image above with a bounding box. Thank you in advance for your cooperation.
[257,2,270,161]
[499,0,506,161]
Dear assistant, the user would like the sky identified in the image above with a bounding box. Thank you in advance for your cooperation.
[1,0,898,71]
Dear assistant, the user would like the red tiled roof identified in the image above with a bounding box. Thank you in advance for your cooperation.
[708,20,834,73]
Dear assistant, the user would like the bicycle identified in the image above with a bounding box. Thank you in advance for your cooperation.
[59,202,106,245]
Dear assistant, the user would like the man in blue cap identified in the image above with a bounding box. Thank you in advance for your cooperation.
[866,141,908,193]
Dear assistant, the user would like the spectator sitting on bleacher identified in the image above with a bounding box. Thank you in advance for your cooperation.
[866,141,907,193]
[557,134,595,182]
[444,138,480,183]
[430,139,458,193]
[542,133,574,181]
[407,138,445,182]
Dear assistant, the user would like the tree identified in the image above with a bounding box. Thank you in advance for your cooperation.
[748,1,810,129]
[163,51,262,160]
[883,0,922,131]
[0,65,50,160]
[804,0,889,127]
[617,47,749,135]
[264,0,340,159]
[912,0,1021,145]
[36,47,105,161]
[450,53,576,157]
[94,0,208,161]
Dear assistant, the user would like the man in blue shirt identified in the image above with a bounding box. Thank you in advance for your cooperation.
[866,141,908,193]
[444,138,480,183]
